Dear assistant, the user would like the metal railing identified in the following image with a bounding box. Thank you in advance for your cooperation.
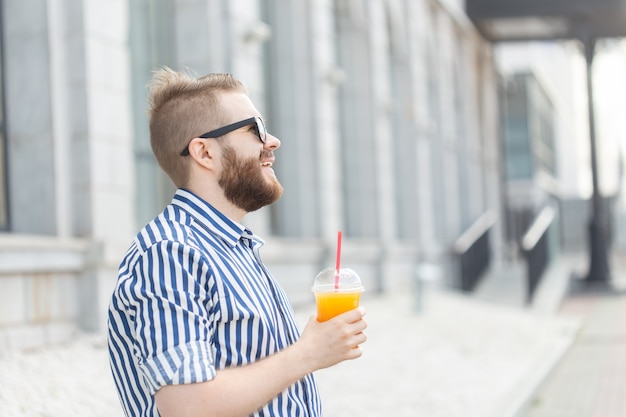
[452,211,496,292]
[520,205,556,303]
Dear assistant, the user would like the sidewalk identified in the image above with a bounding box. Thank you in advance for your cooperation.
[307,290,579,417]
[0,259,587,417]
[520,252,626,417]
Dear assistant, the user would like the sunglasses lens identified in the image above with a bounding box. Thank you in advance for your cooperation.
[256,118,267,143]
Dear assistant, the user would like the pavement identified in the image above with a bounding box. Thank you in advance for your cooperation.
[520,252,626,417]
[3,249,626,417]
[306,290,578,417]
[312,249,626,417]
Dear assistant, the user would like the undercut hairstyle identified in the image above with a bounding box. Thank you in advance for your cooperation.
[147,67,248,187]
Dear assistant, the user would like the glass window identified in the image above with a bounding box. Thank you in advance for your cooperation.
[335,0,379,239]
[0,2,9,231]
[262,0,321,238]
[426,45,446,242]
[387,8,419,239]
[129,0,176,228]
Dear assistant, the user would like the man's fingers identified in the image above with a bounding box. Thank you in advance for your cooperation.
[334,306,366,323]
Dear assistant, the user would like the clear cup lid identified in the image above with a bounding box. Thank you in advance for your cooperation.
[311,267,364,293]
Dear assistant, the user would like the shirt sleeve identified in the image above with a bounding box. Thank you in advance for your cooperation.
[131,239,217,395]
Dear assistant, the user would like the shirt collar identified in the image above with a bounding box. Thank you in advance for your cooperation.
[171,188,264,248]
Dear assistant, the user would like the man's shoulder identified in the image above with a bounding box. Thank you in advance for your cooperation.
[136,206,187,246]
[118,207,199,274]
[131,204,229,256]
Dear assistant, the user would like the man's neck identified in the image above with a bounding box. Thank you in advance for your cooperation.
[185,185,247,223]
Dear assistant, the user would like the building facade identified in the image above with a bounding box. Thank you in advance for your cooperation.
[500,71,558,245]
[0,0,502,348]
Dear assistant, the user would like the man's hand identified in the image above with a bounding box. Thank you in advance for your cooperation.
[295,307,368,370]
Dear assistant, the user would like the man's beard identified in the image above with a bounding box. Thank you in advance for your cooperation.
[218,145,284,212]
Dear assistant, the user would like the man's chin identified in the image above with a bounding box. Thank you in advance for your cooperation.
[264,175,284,198]
[264,182,284,206]
[230,183,284,212]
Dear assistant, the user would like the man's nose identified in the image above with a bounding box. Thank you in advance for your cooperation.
[265,133,281,150]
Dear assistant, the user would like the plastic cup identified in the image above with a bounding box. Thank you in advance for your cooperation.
[312,267,364,322]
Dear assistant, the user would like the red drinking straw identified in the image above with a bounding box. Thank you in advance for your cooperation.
[334,230,342,290]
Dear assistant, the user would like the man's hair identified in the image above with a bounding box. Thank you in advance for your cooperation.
[147,67,247,186]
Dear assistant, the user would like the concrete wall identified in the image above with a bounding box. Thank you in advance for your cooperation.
[0,0,502,348]
[0,235,85,348]
[1,0,134,348]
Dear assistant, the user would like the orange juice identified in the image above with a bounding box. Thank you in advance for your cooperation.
[315,291,362,322]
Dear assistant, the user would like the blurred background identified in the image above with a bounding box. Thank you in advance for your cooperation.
[1,0,626,351]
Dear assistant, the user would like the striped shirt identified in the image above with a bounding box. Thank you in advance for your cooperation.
[107,188,322,417]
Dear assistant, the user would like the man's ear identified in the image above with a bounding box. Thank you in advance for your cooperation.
[187,138,218,169]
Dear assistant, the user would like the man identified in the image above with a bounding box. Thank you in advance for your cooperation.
[107,67,367,417]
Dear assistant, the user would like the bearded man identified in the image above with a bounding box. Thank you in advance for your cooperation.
[107,68,367,417]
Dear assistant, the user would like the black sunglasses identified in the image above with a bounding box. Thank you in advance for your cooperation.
[180,116,267,156]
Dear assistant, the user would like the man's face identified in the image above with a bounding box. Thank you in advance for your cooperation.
[218,144,284,212]
[211,91,283,212]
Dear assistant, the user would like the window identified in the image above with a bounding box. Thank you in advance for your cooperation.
[129,0,176,228]
[0,1,8,231]
[262,0,321,238]
[335,0,379,238]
